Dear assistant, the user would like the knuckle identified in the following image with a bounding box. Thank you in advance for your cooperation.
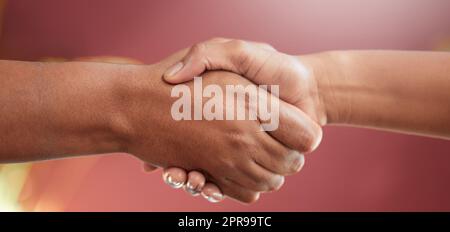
[227,40,253,73]
[220,158,238,174]
[230,39,249,52]
[190,43,207,55]
[225,130,257,151]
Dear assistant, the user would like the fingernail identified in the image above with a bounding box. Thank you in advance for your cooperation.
[187,189,200,196]
[205,195,220,203]
[295,154,305,172]
[202,192,223,203]
[289,152,305,172]
[212,192,223,201]
[186,182,195,191]
[166,175,184,189]
[186,182,200,196]
[186,182,195,190]
[164,62,183,78]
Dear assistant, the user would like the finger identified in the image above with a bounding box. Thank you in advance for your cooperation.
[213,161,271,192]
[162,39,303,112]
[209,159,277,199]
[142,162,158,172]
[276,101,323,153]
[255,139,305,176]
[254,104,308,176]
[201,183,224,203]
[258,86,323,153]
[245,87,308,176]
[163,41,239,83]
[160,38,230,78]
[184,170,206,196]
[162,167,187,189]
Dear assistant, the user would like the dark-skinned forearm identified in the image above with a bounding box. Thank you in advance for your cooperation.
[0,60,139,163]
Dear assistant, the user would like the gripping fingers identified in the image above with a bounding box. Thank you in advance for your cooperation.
[184,170,206,196]
[162,167,187,189]
[201,183,225,203]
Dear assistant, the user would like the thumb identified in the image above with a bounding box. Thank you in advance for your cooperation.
[163,41,246,84]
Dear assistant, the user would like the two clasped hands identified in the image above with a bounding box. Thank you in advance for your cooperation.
[1,38,448,204]
[148,38,326,203]
[139,38,450,203]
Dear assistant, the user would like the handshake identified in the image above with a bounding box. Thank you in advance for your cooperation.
[2,38,448,205]
[112,38,450,204]
[136,38,328,203]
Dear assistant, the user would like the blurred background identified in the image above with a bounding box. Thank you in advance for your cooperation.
[0,0,449,212]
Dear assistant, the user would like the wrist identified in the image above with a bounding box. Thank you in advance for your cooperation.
[109,63,169,157]
[106,63,159,154]
[299,51,352,125]
[48,62,136,156]
[110,53,190,163]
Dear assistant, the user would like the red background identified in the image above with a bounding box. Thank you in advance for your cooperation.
[1,0,450,211]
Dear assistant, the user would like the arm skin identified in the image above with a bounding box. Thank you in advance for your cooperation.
[0,54,319,203]
[307,50,450,138]
[0,60,127,162]
[159,38,450,202]
[4,51,445,164]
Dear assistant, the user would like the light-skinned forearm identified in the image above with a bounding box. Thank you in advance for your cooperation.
[307,50,450,138]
